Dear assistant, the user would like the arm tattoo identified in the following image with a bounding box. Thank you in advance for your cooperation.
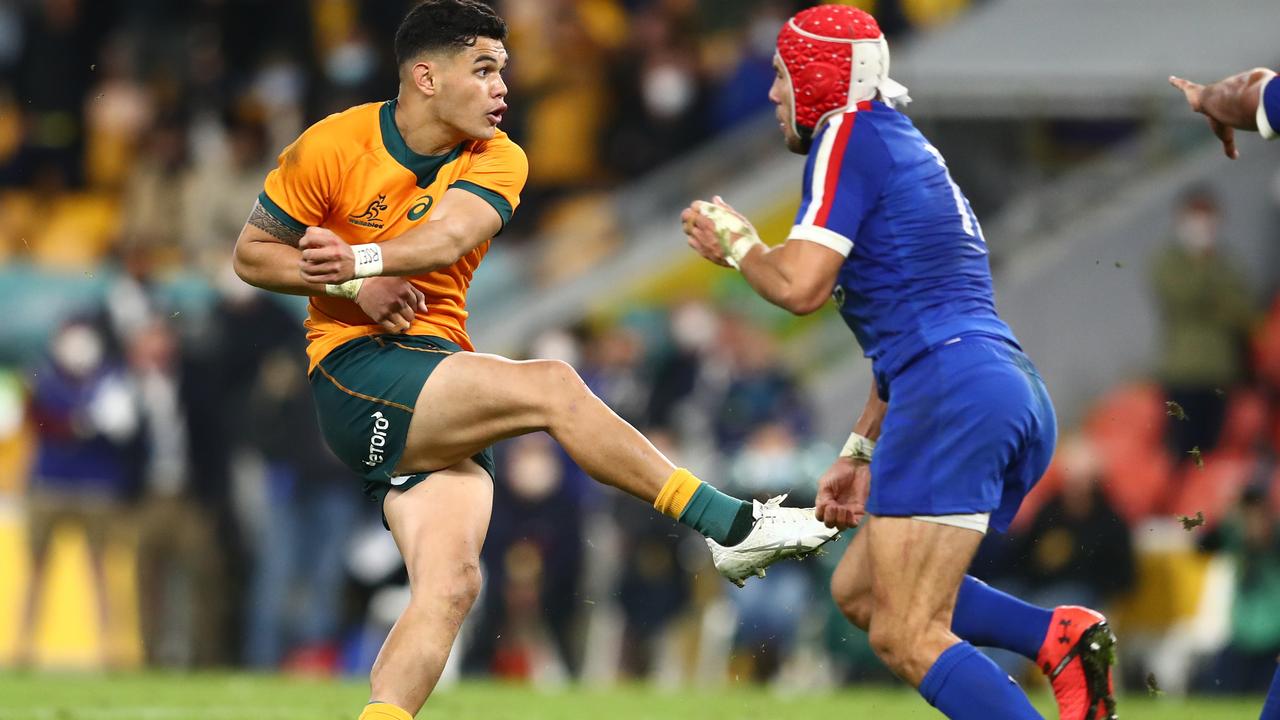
[247,200,304,246]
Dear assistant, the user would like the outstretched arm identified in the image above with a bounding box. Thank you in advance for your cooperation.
[1170,68,1277,159]
[680,197,844,315]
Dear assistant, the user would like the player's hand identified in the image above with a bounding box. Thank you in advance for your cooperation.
[681,198,733,268]
[355,277,429,334]
[300,226,357,283]
[815,456,871,530]
[1170,75,1239,159]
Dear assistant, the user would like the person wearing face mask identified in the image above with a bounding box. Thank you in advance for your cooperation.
[19,319,141,667]
[1150,187,1257,461]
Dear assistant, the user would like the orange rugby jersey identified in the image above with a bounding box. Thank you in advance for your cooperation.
[258,99,528,371]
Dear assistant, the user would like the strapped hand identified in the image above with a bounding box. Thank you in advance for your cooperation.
[681,196,764,269]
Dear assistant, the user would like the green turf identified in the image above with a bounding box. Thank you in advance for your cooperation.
[0,673,1262,719]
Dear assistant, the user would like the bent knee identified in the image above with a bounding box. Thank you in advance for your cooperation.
[523,359,594,411]
[831,576,872,630]
[529,359,586,390]
[868,615,952,677]
[417,561,483,618]
[867,621,905,665]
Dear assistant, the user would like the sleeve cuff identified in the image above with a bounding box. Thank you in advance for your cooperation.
[1258,74,1279,141]
[258,191,307,234]
[450,180,514,228]
[789,224,853,257]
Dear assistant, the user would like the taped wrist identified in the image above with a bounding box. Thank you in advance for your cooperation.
[696,201,764,269]
[351,243,384,278]
[839,432,876,462]
[325,278,365,300]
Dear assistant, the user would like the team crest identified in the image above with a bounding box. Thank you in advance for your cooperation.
[348,194,389,229]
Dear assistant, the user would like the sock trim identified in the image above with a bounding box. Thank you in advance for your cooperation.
[360,701,413,720]
[653,468,702,519]
[919,641,979,705]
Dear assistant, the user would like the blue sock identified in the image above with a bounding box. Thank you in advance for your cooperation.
[1262,664,1280,720]
[952,575,1052,660]
[920,642,1044,719]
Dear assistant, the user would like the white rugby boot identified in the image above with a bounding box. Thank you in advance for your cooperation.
[707,494,841,587]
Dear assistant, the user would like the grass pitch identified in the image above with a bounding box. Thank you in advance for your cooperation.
[0,673,1262,719]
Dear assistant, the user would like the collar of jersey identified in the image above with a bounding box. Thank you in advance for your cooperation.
[380,99,465,188]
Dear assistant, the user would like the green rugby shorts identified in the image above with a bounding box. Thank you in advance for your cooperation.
[309,334,496,508]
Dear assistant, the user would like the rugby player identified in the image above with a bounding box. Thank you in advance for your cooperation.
[233,2,837,718]
[683,7,1119,719]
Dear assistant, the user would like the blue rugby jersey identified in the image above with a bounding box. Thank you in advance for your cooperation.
[791,101,1016,387]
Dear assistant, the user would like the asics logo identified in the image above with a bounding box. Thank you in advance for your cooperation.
[365,411,390,467]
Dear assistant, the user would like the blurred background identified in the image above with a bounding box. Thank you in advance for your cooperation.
[0,0,1278,707]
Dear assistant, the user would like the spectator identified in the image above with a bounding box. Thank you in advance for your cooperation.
[464,432,585,681]
[647,301,723,438]
[1197,484,1280,694]
[581,324,651,427]
[1151,187,1257,458]
[1008,435,1136,611]
[118,118,191,264]
[613,428,696,679]
[602,4,710,179]
[182,114,271,278]
[15,0,99,186]
[126,319,227,668]
[714,315,809,450]
[242,343,357,672]
[723,421,826,681]
[19,318,140,666]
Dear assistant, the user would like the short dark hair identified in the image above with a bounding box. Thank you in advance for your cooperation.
[394,0,507,66]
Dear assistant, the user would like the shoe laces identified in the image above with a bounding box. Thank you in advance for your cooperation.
[754,494,806,527]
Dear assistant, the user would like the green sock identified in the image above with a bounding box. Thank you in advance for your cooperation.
[678,484,756,545]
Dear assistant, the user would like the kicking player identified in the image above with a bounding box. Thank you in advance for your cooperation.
[1170,68,1278,158]
[232,2,836,719]
[682,7,1116,720]
[1172,66,1280,720]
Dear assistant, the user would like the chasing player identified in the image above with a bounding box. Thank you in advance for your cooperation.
[232,2,837,719]
[1172,66,1280,720]
[682,7,1117,719]
[1170,68,1278,158]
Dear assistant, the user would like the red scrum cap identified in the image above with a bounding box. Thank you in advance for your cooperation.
[776,5,910,137]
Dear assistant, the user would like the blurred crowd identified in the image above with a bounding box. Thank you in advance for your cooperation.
[0,0,967,284]
[0,0,967,679]
[2,0,1277,706]
[5,178,1280,700]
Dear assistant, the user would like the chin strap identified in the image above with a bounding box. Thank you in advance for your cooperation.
[879,78,912,109]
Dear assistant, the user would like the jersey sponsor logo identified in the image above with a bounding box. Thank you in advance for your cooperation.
[365,411,391,466]
[349,194,389,229]
[407,195,433,221]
